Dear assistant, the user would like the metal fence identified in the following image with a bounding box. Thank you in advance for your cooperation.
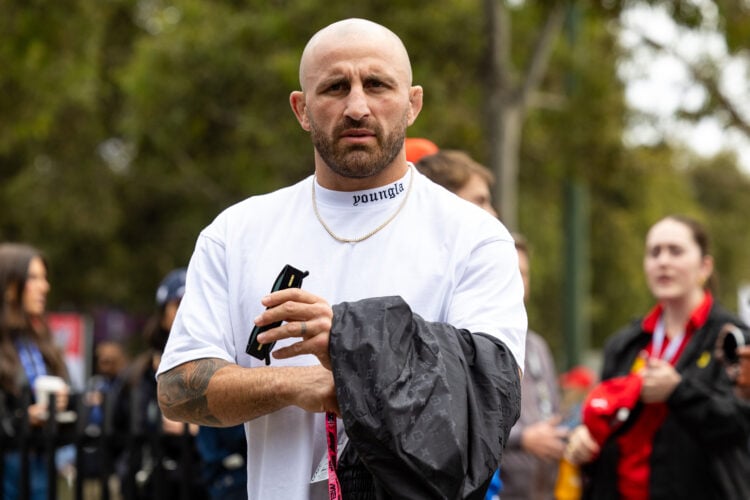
[1,388,200,500]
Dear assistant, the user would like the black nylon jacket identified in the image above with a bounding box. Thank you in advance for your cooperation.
[330,296,521,500]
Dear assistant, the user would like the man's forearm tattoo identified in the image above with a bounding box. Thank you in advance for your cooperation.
[158,358,229,426]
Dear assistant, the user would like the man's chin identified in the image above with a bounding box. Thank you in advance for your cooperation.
[328,158,387,179]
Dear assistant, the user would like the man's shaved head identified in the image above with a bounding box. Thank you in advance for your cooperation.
[289,18,423,188]
[298,18,413,91]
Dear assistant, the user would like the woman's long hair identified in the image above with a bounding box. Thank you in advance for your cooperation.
[0,243,68,394]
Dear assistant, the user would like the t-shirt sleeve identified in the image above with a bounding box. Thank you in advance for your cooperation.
[446,231,527,370]
[157,227,236,377]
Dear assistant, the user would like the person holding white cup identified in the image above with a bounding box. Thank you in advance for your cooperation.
[0,243,71,500]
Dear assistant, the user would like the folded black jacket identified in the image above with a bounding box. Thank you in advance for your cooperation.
[330,296,521,500]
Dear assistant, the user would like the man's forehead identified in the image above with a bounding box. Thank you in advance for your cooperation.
[299,19,411,88]
[313,56,401,82]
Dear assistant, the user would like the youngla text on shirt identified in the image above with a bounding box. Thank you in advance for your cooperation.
[352,181,405,207]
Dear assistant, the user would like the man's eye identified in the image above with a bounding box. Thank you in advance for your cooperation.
[327,82,347,92]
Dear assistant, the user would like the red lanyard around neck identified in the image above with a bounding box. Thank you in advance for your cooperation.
[326,412,342,500]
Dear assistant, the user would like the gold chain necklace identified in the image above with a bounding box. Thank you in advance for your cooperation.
[312,167,414,244]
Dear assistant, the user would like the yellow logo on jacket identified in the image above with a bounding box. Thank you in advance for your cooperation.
[697,351,711,368]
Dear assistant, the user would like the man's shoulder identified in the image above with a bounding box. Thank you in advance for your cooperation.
[413,172,510,239]
[203,177,311,231]
[227,177,311,213]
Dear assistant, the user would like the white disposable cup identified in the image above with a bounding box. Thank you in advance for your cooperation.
[33,375,67,408]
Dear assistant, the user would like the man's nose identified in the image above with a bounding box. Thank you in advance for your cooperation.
[344,86,370,121]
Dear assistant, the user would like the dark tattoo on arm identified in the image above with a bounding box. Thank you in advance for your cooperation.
[157,358,230,426]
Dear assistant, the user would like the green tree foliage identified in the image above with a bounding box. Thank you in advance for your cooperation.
[1,0,748,361]
[689,154,750,307]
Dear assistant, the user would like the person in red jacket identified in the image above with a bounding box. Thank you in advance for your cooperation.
[565,215,750,500]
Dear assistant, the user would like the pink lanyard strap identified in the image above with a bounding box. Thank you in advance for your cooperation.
[326,412,342,500]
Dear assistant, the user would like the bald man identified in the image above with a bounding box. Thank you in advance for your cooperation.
[156,18,526,499]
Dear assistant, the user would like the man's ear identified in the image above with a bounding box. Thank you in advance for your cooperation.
[290,91,310,131]
[407,85,423,126]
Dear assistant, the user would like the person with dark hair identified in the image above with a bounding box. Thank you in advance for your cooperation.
[565,215,750,499]
[0,243,70,500]
[80,340,129,497]
[416,149,498,217]
[109,268,205,500]
[416,149,565,500]
[156,18,526,500]
[496,234,568,500]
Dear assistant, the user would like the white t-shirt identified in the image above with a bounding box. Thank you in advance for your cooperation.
[158,167,527,500]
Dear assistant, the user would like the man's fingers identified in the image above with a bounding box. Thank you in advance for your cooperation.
[255,296,332,330]
[257,315,329,344]
[272,333,329,359]
[273,334,331,369]
[272,340,306,359]
[261,287,317,307]
[255,300,306,327]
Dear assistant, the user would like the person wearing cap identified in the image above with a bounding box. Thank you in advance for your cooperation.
[108,268,206,500]
[565,215,750,499]
[405,136,439,163]
[155,18,526,500]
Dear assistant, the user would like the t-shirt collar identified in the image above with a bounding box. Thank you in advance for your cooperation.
[312,168,412,209]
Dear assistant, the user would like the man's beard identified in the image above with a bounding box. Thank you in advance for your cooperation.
[309,112,408,179]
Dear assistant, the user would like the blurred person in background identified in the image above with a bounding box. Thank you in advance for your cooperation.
[557,366,596,428]
[405,136,439,163]
[194,422,247,500]
[0,243,71,500]
[418,150,565,499]
[416,149,499,217]
[565,215,750,499]
[554,366,598,500]
[109,268,206,500]
[94,341,129,383]
[85,340,129,429]
[498,234,568,500]
[80,340,129,498]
